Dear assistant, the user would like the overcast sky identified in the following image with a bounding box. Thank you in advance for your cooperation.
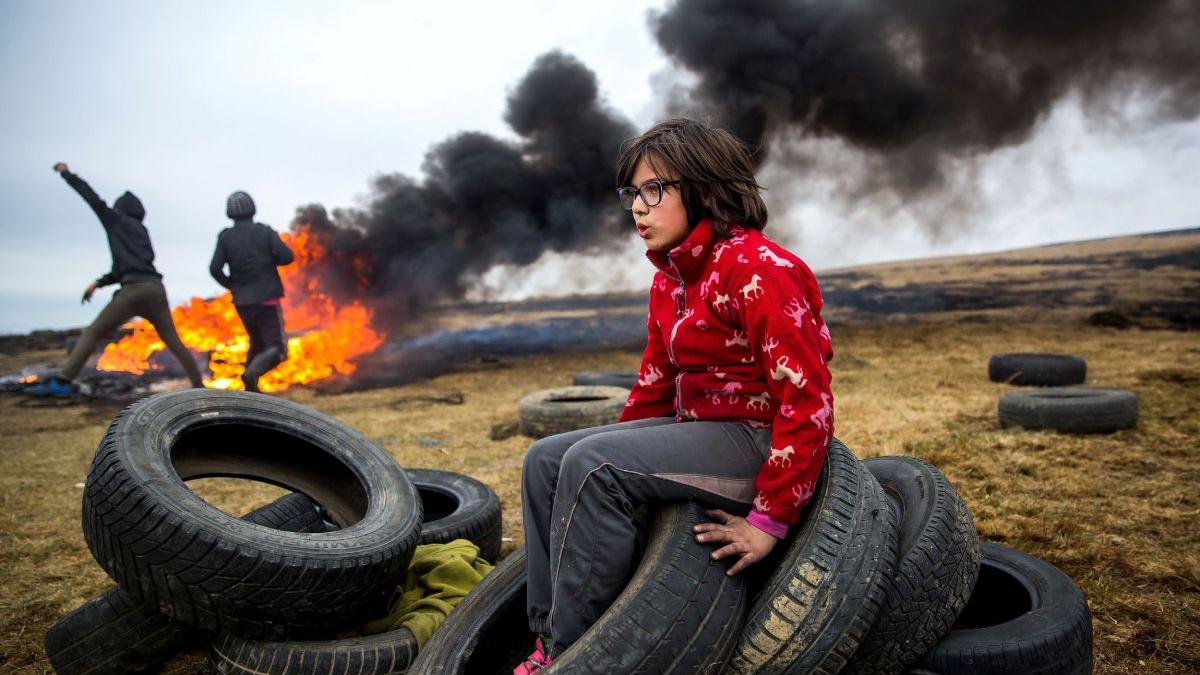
[2,1,1197,334]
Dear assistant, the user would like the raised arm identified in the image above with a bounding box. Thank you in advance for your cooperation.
[54,163,112,226]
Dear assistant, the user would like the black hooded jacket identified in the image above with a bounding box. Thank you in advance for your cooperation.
[61,171,162,287]
[209,219,295,306]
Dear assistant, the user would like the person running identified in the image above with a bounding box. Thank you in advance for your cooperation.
[209,191,295,393]
[515,118,835,672]
[33,163,204,395]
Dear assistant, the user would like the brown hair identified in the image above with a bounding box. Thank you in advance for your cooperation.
[615,117,768,235]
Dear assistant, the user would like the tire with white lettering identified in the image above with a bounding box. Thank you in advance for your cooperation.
[988,354,1086,386]
[409,501,747,674]
[81,389,423,639]
[998,387,1138,434]
[519,386,630,439]
[724,439,899,674]
[912,542,1093,674]
[842,457,980,675]
[45,493,329,675]
[572,371,637,389]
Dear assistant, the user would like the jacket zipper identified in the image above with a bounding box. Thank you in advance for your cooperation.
[668,260,686,417]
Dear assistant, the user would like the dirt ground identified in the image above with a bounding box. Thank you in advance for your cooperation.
[1,321,1197,674]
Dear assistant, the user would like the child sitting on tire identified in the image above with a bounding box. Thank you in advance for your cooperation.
[515,118,836,673]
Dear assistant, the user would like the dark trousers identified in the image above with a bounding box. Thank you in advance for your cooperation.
[61,281,203,387]
[521,417,772,649]
[235,302,286,392]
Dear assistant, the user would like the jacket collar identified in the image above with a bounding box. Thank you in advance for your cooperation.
[647,218,717,284]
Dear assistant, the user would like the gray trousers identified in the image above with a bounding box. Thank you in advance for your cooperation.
[61,281,204,387]
[521,416,772,649]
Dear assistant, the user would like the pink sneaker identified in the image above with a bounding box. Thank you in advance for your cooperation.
[513,636,554,674]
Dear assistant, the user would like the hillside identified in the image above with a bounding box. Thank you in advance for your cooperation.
[816,227,1200,327]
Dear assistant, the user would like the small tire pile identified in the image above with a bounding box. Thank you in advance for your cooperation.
[989,352,1140,433]
[45,389,504,675]
[406,439,1096,674]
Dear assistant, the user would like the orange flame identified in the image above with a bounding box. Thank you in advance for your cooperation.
[96,225,383,392]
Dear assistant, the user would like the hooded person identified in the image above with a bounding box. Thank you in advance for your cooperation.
[33,163,205,395]
[209,191,295,393]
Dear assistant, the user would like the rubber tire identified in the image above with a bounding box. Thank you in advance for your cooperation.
[912,542,1094,675]
[724,439,899,674]
[209,469,505,674]
[45,493,329,675]
[408,501,748,674]
[518,386,630,439]
[407,468,503,563]
[572,371,637,389]
[209,629,419,675]
[988,354,1087,387]
[998,387,1138,434]
[82,389,423,639]
[843,457,980,675]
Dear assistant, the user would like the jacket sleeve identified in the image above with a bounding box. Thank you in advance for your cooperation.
[269,227,295,266]
[619,288,679,421]
[209,239,232,288]
[95,272,118,288]
[734,264,834,531]
[60,171,113,227]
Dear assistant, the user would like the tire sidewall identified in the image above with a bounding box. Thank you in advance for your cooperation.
[107,390,419,558]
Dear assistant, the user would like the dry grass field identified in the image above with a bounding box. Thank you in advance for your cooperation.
[2,229,1198,673]
[0,320,1197,674]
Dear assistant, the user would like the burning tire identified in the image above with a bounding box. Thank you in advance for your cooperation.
[912,542,1094,675]
[572,370,637,389]
[998,387,1138,433]
[842,457,980,675]
[407,468,503,563]
[45,493,329,675]
[518,385,630,439]
[988,353,1087,386]
[81,390,423,640]
[724,439,898,674]
[408,501,748,674]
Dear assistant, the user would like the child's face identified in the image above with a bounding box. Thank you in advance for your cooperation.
[630,157,690,252]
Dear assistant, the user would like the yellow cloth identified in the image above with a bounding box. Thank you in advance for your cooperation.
[352,539,494,646]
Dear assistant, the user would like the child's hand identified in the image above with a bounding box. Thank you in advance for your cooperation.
[693,508,778,576]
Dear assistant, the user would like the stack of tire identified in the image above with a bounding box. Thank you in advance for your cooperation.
[44,389,504,675]
[990,353,1138,433]
[407,440,1094,674]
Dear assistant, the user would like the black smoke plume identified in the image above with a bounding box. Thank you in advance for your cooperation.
[293,51,634,318]
[296,2,1200,321]
[653,0,1200,193]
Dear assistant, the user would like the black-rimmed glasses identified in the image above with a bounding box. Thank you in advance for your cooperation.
[617,180,681,210]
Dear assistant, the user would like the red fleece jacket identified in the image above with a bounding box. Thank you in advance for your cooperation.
[619,219,834,532]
